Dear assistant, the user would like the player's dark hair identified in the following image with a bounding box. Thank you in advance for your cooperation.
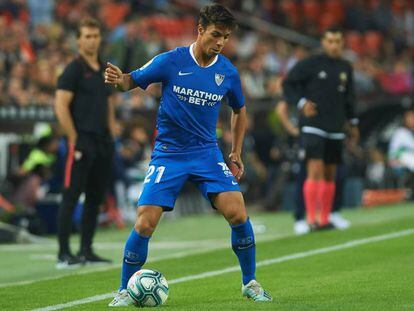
[199,3,237,31]
[322,26,343,38]
[76,17,101,38]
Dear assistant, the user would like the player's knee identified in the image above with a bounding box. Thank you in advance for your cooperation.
[134,217,156,236]
[226,208,247,226]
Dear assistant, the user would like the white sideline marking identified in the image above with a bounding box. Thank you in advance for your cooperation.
[29,228,414,311]
[0,247,225,288]
[0,234,290,288]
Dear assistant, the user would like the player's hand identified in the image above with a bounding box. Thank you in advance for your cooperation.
[105,62,123,85]
[302,100,318,117]
[229,153,244,181]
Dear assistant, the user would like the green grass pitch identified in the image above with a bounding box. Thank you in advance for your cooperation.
[0,203,413,310]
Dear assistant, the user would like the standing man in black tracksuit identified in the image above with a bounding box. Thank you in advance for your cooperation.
[283,27,359,230]
[55,18,116,268]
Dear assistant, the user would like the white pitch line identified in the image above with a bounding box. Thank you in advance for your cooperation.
[0,246,225,289]
[29,228,414,311]
[0,234,289,289]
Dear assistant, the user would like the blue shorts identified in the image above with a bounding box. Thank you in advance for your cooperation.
[138,147,240,210]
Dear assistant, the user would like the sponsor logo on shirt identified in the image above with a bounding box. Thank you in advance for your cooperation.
[173,85,223,107]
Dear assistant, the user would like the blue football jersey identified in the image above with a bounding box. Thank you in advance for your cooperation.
[130,43,245,152]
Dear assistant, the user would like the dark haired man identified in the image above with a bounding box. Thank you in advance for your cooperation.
[55,18,116,268]
[106,4,272,306]
[283,27,358,231]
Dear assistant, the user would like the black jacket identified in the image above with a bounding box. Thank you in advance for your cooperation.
[283,53,357,134]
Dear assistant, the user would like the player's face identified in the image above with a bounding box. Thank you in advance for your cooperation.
[198,24,232,57]
[322,32,344,58]
[77,27,101,56]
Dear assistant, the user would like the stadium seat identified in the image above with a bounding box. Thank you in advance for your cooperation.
[324,0,345,23]
[364,31,383,56]
[280,0,301,28]
[345,31,364,55]
[145,16,195,38]
[318,12,338,33]
[303,0,321,23]
[100,2,129,30]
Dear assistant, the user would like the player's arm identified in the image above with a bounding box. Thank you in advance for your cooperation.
[105,53,169,91]
[345,64,359,142]
[275,100,299,137]
[105,63,135,91]
[108,95,117,138]
[282,59,317,117]
[55,90,77,145]
[229,106,246,180]
[227,71,247,180]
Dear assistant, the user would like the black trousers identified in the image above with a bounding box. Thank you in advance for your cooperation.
[57,133,113,255]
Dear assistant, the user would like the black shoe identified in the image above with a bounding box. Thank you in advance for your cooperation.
[316,223,336,231]
[78,251,112,265]
[56,253,83,269]
[309,223,319,232]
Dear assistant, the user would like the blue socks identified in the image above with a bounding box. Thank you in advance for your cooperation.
[231,218,256,285]
[120,229,150,290]
[119,220,256,289]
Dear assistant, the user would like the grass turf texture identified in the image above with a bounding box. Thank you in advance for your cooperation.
[0,203,413,310]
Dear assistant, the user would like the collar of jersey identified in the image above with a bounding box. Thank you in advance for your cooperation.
[189,43,218,68]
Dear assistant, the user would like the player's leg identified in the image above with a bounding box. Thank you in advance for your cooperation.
[110,152,187,307]
[304,159,325,226]
[319,163,336,226]
[120,205,163,290]
[212,191,272,302]
[79,142,113,263]
[212,191,252,281]
[109,205,163,307]
[302,133,325,226]
[323,139,350,228]
[57,141,92,268]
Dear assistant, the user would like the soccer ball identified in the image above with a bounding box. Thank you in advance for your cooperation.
[127,269,169,307]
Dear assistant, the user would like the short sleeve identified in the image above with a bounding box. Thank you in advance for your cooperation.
[227,71,245,109]
[130,52,171,90]
[57,61,79,92]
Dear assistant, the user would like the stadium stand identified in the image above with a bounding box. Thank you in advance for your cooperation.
[0,0,413,231]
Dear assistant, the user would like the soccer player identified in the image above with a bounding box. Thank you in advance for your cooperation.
[105,4,272,306]
[283,27,358,230]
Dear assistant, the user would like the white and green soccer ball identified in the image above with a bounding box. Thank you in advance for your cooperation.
[127,269,169,307]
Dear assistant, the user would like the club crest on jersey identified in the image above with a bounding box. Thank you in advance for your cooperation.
[215,73,225,86]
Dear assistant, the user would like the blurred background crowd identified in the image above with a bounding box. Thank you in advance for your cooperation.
[0,0,413,234]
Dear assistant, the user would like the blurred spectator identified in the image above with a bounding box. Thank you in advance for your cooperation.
[27,0,54,26]
[366,148,394,189]
[10,164,50,212]
[106,18,149,73]
[378,60,414,95]
[0,0,412,107]
[241,55,267,99]
[388,108,414,174]
[21,135,59,175]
